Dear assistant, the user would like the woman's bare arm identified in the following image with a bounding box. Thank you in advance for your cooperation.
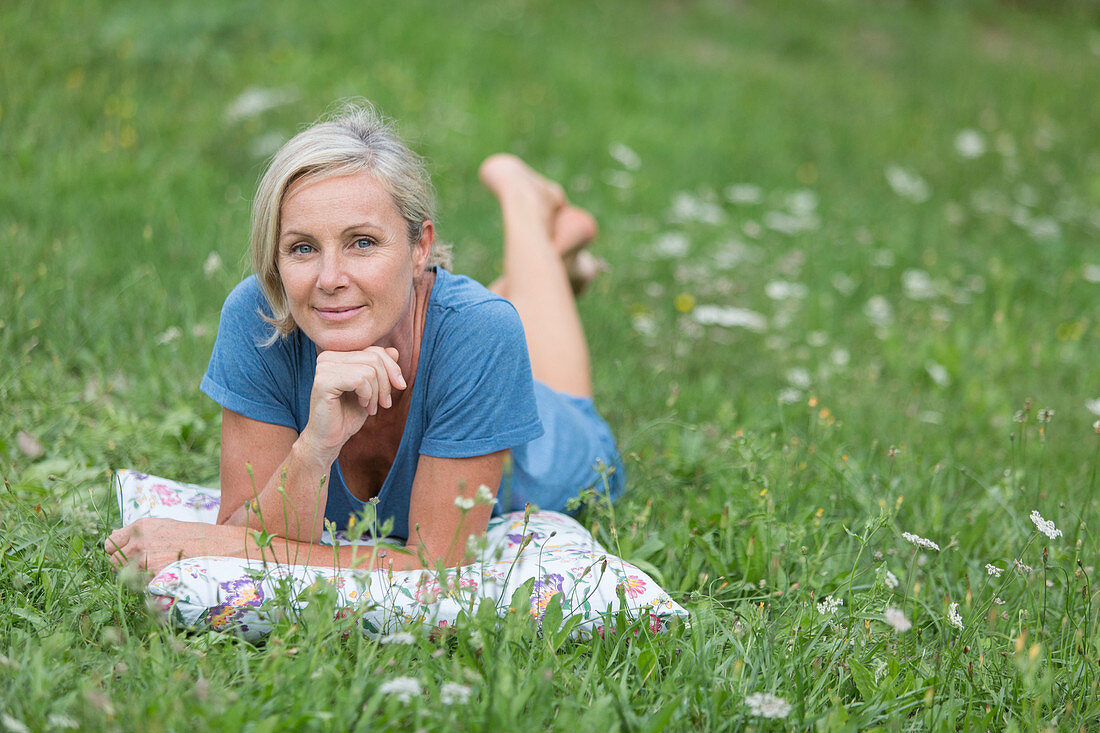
[217,407,332,541]
[107,451,505,574]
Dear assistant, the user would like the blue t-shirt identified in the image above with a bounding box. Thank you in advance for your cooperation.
[200,268,545,540]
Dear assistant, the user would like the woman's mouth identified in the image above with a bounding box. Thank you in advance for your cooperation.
[314,305,365,322]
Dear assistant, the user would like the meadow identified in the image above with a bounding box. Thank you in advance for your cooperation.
[3,0,1100,729]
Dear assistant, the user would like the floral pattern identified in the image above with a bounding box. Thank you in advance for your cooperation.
[207,578,264,631]
[117,469,689,641]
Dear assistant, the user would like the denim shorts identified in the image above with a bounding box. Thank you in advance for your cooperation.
[500,381,625,514]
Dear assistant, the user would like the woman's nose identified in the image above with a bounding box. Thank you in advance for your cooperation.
[316,251,348,292]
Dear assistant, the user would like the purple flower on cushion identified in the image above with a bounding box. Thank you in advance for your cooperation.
[530,572,564,603]
[529,573,566,619]
[506,530,545,545]
[208,578,264,630]
[186,493,220,510]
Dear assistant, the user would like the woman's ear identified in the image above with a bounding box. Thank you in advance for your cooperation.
[413,220,434,273]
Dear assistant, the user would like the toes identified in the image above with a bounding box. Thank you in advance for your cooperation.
[553,206,599,256]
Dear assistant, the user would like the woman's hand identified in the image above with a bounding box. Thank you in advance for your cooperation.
[105,518,243,575]
[298,346,407,463]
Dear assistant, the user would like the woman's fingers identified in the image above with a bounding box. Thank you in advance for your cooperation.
[382,347,407,390]
[317,347,407,415]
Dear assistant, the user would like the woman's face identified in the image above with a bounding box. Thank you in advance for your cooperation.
[276,172,433,352]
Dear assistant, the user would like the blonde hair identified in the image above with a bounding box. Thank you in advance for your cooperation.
[250,100,452,337]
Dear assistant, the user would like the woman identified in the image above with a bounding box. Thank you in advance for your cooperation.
[106,103,624,575]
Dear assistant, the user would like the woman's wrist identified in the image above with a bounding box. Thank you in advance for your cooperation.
[290,433,337,475]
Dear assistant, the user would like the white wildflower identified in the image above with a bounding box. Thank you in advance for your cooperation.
[224,86,297,123]
[15,431,44,459]
[885,165,931,203]
[453,496,475,511]
[884,606,912,632]
[764,210,818,234]
[901,532,941,552]
[744,692,792,719]
[785,368,811,389]
[156,326,182,345]
[603,170,634,190]
[985,564,1004,578]
[1,714,30,733]
[863,296,893,328]
[765,280,808,301]
[465,533,487,556]
[877,566,899,589]
[817,595,843,616]
[948,602,963,630]
[1029,510,1062,540]
[669,191,725,225]
[1084,398,1100,416]
[925,361,951,387]
[1037,409,1054,423]
[994,597,1005,605]
[439,681,473,706]
[653,232,690,258]
[1027,217,1060,241]
[691,305,767,332]
[777,388,802,405]
[379,676,422,703]
[631,313,657,338]
[1083,265,1100,284]
[954,129,987,159]
[830,347,851,367]
[714,239,752,269]
[725,183,763,205]
[1014,559,1034,573]
[902,269,937,300]
[202,251,223,278]
[379,632,415,645]
[831,272,856,295]
[475,484,497,506]
[46,715,78,730]
[609,142,641,170]
[786,189,818,216]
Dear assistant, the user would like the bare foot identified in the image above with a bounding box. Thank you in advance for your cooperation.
[552,206,598,258]
[480,153,608,294]
[553,207,606,294]
[478,154,565,232]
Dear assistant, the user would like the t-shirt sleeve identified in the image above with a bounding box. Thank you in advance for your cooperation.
[199,277,301,431]
[420,299,544,457]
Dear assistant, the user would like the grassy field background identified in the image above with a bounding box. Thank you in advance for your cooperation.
[3,0,1100,729]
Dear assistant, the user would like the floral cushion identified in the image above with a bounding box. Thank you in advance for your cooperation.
[115,470,687,640]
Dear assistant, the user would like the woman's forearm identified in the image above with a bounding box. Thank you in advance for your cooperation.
[235,531,429,572]
[222,438,335,542]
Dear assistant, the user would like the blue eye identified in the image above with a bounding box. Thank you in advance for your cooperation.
[292,243,314,255]
[354,237,375,249]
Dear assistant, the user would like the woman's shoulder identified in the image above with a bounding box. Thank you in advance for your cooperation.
[213,275,305,357]
[430,268,518,324]
[221,275,271,316]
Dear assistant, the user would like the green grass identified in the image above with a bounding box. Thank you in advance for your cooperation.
[3,0,1100,729]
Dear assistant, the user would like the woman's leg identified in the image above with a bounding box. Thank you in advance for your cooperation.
[479,154,596,398]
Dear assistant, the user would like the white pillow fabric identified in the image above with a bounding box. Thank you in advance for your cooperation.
[115,470,687,640]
